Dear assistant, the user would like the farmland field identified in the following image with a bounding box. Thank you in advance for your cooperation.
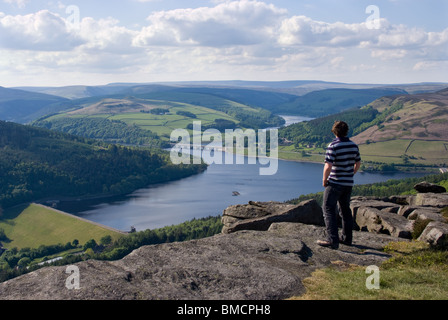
[359,139,448,166]
[44,101,238,138]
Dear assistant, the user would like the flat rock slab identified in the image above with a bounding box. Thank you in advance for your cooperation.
[0,222,402,300]
[222,199,324,234]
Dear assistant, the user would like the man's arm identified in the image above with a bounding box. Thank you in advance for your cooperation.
[354,161,361,175]
[322,162,332,187]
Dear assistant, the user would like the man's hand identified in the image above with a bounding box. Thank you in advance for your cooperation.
[322,162,332,188]
[354,161,361,174]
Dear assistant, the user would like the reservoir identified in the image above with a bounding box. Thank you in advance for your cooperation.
[63,151,426,232]
[60,115,427,232]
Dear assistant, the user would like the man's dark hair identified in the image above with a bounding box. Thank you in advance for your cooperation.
[332,121,349,137]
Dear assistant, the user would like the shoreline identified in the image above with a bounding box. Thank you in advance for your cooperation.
[226,148,440,174]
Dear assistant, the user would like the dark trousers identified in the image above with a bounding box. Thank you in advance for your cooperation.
[322,182,353,246]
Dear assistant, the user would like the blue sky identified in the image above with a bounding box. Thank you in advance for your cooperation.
[0,0,447,86]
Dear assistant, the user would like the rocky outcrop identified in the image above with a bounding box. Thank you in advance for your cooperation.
[350,192,448,246]
[0,222,399,300]
[354,206,415,238]
[0,190,446,300]
[221,199,324,234]
[223,193,448,247]
[409,192,448,207]
[417,221,448,247]
[414,181,446,194]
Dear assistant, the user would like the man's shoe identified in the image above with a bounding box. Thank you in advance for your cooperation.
[339,238,352,246]
[316,240,338,249]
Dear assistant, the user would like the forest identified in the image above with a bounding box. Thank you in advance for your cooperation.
[0,120,206,209]
[278,106,379,149]
[33,117,166,147]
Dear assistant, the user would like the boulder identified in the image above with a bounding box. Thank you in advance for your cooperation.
[418,221,448,248]
[408,193,448,207]
[407,208,446,223]
[350,197,400,217]
[350,197,401,231]
[414,181,446,193]
[397,205,421,218]
[355,206,414,239]
[221,199,324,234]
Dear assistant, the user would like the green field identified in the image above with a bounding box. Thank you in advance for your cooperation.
[277,138,448,172]
[0,204,125,249]
[359,139,448,166]
[406,140,448,164]
[47,102,238,139]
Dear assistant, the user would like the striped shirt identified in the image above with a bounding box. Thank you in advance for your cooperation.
[325,137,361,187]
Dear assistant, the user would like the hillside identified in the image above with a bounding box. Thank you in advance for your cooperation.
[6,81,447,126]
[352,88,448,144]
[0,87,69,124]
[349,88,448,167]
[0,120,206,208]
[34,90,284,142]
[15,80,448,99]
[272,88,407,117]
[0,203,125,249]
[277,87,448,169]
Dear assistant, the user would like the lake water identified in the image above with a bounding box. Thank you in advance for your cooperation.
[60,115,426,232]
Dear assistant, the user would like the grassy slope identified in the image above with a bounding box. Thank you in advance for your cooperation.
[290,241,448,300]
[0,204,125,249]
[351,89,448,167]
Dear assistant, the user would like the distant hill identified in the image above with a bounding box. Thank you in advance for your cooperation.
[0,120,205,208]
[352,87,448,144]
[6,81,448,124]
[17,80,448,99]
[278,107,379,150]
[14,84,150,100]
[271,88,409,117]
[35,88,286,142]
[0,87,69,123]
[278,87,448,169]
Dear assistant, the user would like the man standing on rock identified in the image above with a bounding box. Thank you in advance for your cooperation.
[317,121,361,249]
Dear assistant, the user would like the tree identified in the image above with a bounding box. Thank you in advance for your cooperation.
[84,248,95,258]
[17,257,31,268]
[0,228,8,242]
[100,235,112,246]
[83,239,97,251]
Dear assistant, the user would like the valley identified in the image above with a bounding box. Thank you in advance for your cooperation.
[1,80,447,288]
[3,80,448,174]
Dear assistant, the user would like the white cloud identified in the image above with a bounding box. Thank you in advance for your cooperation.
[277,15,369,47]
[134,0,287,47]
[0,10,84,51]
[0,0,447,86]
[3,0,28,8]
[78,17,140,54]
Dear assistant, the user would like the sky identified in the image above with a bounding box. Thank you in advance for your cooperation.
[0,0,447,87]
